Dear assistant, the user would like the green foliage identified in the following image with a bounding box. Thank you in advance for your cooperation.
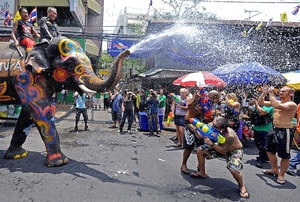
[127,23,144,35]
[156,0,217,21]
[99,53,145,75]
[99,53,114,69]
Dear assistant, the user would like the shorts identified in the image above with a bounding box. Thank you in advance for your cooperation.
[174,115,185,127]
[183,124,204,150]
[20,38,36,51]
[226,149,244,172]
[266,127,293,159]
[111,111,122,122]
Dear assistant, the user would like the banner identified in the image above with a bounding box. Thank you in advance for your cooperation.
[107,39,137,57]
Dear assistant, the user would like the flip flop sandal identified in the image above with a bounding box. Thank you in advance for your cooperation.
[277,178,286,184]
[190,172,208,178]
[239,190,250,199]
[181,167,190,174]
[262,169,278,177]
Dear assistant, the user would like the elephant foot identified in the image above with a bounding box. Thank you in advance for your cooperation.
[44,153,68,167]
[4,146,28,159]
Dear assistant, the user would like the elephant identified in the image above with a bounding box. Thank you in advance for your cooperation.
[0,36,130,167]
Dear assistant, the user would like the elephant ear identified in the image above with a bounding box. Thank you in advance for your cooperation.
[46,36,82,58]
[26,44,50,73]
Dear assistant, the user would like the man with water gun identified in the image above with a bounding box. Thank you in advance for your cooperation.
[180,88,220,175]
[190,116,250,199]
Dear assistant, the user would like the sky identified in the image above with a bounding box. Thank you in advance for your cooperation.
[103,0,300,31]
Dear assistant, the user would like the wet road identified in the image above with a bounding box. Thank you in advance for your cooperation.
[0,109,299,202]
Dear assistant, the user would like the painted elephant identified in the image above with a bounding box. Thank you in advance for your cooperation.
[0,36,130,167]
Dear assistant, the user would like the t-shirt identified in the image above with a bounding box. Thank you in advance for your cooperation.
[158,94,166,108]
[75,93,86,109]
[252,106,274,132]
[146,97,159,114]
[124,96,134,111]
[103,92,109,99]
[94,93,101,99]
[112,94,123,112]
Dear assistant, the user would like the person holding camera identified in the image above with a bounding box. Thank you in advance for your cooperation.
[74,92,89,131]
[118,90,136,134]
[146,89,160,136]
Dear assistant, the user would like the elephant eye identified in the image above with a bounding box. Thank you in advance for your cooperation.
[63,58,78,70]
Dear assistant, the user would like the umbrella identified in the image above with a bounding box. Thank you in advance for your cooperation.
[173,71,226,87]
[211,62,286,85]
[282,70,300,90]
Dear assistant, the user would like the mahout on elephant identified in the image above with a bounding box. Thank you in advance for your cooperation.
[0,36,130,167]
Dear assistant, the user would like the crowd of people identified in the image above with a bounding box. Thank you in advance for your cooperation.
[73,83,299,197]
[143,84,299,199]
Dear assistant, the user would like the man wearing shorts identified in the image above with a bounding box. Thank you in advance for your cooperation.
[192,117,250,199]
[258,85,297,184]
[180,91,204,174]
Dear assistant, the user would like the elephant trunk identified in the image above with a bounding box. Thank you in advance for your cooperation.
[83,50,130,92]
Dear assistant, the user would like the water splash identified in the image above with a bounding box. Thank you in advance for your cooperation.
[129,24,200,55]
[128,21,299,73]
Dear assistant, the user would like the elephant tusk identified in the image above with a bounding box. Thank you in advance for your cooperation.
[79,84,97,94]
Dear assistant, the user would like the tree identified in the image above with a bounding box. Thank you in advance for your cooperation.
[155,0,217,21]
[99,53,145,77]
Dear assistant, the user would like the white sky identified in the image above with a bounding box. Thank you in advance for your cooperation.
[103,0,300,30]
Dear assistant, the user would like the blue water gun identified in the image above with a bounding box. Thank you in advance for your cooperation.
[189,118,226,144]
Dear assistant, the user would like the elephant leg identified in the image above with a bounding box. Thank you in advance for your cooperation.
[32,106,68,167]
[4,109,33,159]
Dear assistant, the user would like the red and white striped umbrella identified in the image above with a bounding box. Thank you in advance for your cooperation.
[173,71,226,87]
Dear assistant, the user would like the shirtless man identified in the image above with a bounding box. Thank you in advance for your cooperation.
[180,90,203,174]
[192,117,250,199]
[180,90,220,174]
[258,85,297,184]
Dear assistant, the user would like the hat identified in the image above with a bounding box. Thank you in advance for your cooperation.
[149,89,154,92]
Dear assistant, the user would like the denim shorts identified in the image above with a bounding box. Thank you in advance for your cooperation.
[174,115,185,126]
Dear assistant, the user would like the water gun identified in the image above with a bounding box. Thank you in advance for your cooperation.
[189,118,226,144]
[170,93,186,106]
[166,112,174,126]
[197,87,213,120]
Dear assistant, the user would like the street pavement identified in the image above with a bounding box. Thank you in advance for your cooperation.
[0,107,299,202]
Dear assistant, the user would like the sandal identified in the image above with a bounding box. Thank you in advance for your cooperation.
[240,190,250,199]
[277,178,286,185]
[262,169,278,177]
[181,167,189,174]
[190,172,208,178]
